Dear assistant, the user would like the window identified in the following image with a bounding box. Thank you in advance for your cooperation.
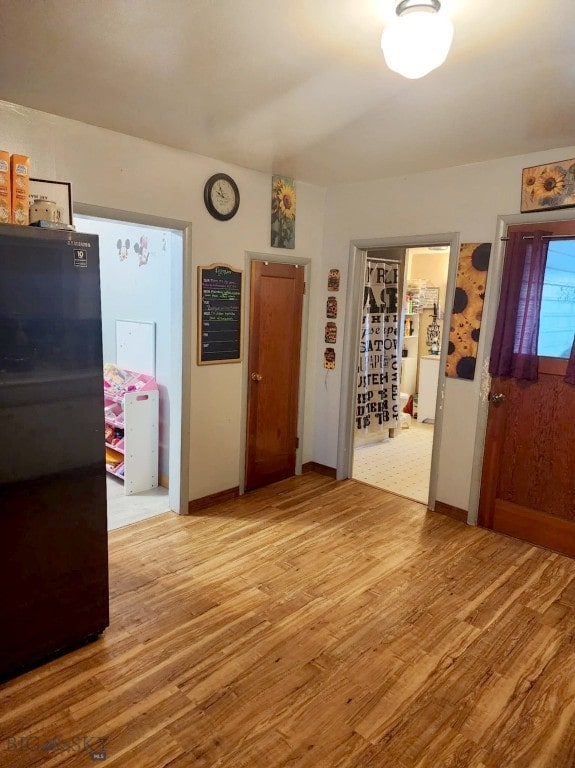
[538,239,575,358]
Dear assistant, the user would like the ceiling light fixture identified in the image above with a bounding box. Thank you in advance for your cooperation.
[381,0,454,80]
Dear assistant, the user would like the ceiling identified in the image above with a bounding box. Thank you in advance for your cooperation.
[0,0,574,186]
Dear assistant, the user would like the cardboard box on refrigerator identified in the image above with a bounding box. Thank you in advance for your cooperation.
[0,150,10,224]
[10,154,30,225]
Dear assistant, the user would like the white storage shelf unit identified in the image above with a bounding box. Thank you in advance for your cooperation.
[104,369,159,495]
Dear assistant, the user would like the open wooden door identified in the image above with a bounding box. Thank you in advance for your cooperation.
[245,261,304,491]
[478,221,575,557]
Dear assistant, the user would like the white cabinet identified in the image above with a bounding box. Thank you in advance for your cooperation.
[401,357,417,396]
[104,368,159,495]
[418,355,440,423]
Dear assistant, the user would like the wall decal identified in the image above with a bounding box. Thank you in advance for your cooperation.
[445,242,491,380]
[117,238,130,261]
[327,269,340,291]
[271,175,296,248]
[324,347,335,370]
[326,296,338,318]
[134,235,150,266]
[325,322,337,344]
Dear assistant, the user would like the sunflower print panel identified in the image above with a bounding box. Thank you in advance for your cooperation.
[521,159,575,213]
[445,243,491,381]
[271,175,296,249]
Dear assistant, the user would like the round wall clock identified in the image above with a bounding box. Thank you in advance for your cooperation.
[203,173,240,221]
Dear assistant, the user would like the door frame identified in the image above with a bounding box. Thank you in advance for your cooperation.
[239,251,311,495]
[74,202,192,517]
[468,207,575,525]
[337,232,460,510]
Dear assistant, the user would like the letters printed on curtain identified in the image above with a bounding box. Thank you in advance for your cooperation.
[356,261,399,437]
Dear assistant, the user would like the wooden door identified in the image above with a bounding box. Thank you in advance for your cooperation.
[478,221,575,557]
[245,261,304,491]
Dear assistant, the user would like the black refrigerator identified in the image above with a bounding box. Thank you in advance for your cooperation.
[0,224,109,681]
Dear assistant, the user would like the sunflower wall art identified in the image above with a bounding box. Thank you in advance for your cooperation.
[521,159,575,213]
[271,175,296,249]
[445,242,491,381]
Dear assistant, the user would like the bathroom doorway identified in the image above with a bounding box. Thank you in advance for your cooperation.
[338,235,457,507]
[352,245,450,503]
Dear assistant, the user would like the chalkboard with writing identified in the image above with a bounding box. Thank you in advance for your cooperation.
[198,263,243,365]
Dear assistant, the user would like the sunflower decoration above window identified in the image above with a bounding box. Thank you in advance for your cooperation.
[271,175,296,249]
[521,159,575,213]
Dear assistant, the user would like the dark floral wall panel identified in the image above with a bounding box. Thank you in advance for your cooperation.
[445,242,491,381]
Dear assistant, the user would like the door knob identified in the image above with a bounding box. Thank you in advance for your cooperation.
[251,372,263,381]
[489,392,505,405]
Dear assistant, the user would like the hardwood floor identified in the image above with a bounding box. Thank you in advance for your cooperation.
[1,473,575,767]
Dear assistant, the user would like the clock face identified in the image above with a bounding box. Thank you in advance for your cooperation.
[204,174,240,220]
[211,179,235,215]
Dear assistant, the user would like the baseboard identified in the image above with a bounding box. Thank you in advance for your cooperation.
[302,462,337,478]
[433,500,468,524]
[188,486,240,513]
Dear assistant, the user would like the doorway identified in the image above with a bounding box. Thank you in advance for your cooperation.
[241,253,310,493]
[75,208,191,528]
[351,245,450,503]
[478,219,575,557]
[337,233,459,509]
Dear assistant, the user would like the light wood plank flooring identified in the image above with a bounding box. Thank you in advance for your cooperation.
[1,473,575,767]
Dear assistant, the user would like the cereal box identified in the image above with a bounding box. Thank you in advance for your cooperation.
[10,154,30,225]
[0,150,10,224]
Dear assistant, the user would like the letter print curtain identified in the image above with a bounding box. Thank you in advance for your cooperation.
[356,259,400,444]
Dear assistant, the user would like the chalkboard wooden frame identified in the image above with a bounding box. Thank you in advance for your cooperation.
[197,263,243,365]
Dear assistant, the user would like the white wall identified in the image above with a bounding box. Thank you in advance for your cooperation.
[317,145,575,512]
[0,100,326,501]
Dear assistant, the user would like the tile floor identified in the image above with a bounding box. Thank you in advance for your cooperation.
[352,419,434,504]
[106,475,171,531]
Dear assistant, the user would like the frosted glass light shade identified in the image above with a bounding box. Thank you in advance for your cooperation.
[382,7,454,79]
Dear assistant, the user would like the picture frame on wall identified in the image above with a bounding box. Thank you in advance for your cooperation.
[420,286,440,310]
[29,178,73,225]
[520,159,575,213]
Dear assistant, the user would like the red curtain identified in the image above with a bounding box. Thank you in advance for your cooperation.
[489,231,548,381]
[490,229,575,383]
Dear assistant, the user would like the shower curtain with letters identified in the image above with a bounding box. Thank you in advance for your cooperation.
[355,258,400,445]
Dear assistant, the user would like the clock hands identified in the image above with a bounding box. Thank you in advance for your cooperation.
[215,181,230,201]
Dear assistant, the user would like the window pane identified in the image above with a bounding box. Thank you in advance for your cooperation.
[538,239,575,357]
